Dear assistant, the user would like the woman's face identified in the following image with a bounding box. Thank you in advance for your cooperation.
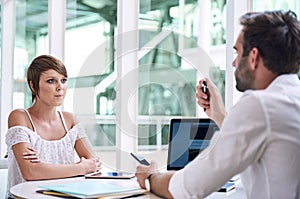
[35,69,68,106]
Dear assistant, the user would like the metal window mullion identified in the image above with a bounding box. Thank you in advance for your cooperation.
[196,0,210,117]
[116,0,139,171]
[225,0,250,110]
[0,0,15,157]
[48,0,66,61]
[225,0,235,110]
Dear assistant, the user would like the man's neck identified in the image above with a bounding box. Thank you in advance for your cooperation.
[254,66,277,90]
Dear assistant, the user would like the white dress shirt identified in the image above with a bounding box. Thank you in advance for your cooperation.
[169,74,300,199]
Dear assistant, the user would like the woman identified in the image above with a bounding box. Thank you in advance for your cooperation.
[5,55,101,198]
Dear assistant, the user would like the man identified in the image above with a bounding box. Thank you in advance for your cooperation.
[135,10,300,199]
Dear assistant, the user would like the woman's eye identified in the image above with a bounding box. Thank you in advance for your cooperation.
[61,78,68,84]
[47,79,54,83]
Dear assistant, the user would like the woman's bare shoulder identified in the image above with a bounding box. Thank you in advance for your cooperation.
[61,111,78,127]
[8,109,29,128]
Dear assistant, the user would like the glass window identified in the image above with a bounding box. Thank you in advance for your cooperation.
[14,0,49,109]
[65,0,117,152]
[137,0,226,153]
[253,0,300,13]
[8,0,228,163]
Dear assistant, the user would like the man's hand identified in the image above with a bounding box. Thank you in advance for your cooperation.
[196,79,211,113]
[136,161,175,198]
[196,78,227,128]
[135,161,158,189]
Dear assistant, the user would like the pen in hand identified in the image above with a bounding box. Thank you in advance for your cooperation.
[201,80,209,111]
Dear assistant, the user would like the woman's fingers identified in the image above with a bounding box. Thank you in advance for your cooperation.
[23,146,40,163]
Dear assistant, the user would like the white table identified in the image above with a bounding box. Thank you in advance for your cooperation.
[10,176,246,199]
[10,177,160,199]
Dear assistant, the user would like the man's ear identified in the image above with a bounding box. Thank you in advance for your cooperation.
[249,47,260,70]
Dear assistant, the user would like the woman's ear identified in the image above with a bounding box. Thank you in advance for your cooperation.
[29,81,35,93]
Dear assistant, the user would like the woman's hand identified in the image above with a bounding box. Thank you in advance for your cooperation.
[78,157,102,174]
[135,161,158,189]
[196,78,227,127]
[23,146,40,163]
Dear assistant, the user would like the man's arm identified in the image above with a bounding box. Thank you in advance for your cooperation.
[135,162,175,199]
[148,172,175,199]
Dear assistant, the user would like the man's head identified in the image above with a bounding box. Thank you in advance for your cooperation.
[233,10,300,92]
[27,55,68,102]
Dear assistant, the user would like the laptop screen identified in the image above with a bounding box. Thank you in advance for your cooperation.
[167,118,219,170]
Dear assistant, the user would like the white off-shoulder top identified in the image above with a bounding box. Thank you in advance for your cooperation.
[5,109,87,198]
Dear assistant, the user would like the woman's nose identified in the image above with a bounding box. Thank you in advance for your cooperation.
[56,82,63,91]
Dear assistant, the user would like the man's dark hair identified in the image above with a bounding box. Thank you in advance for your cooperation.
[240,10,300,74]
[27,55,68,102]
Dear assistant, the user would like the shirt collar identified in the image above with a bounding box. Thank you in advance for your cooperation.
[266,74,299,90]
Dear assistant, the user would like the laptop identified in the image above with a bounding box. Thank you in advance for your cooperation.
[167,118,219,170]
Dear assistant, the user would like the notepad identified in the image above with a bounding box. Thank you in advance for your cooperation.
[39,181,145,199]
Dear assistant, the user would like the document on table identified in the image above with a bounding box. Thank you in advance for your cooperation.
[38,181,147,199]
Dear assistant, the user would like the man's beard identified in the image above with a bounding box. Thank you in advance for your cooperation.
[235,57,255,92]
